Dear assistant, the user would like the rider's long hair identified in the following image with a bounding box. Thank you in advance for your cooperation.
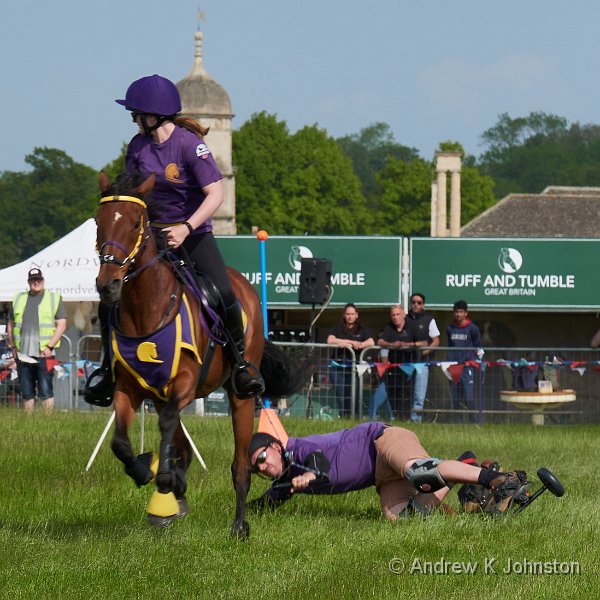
[174,116,210,139]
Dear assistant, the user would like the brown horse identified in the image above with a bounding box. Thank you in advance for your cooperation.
[94,172,303,537]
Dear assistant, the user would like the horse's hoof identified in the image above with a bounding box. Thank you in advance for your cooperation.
[147,513,176,528]
[146,490,178,526]
[176,497,189,519]
[230,519,250,540]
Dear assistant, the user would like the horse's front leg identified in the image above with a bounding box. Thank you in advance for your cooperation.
[227,388,255,540]
[146,398,191,527]
[111,387,151,486]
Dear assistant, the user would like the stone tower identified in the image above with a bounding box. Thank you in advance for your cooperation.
[176,25,236,234]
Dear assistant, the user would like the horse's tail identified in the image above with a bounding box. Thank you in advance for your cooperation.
[260,340,314,398]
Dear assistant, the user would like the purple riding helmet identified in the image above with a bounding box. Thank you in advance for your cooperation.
[115,74,181,116]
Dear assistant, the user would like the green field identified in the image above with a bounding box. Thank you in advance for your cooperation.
[0,409,597,599]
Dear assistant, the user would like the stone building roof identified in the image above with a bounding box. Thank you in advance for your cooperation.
[176,30,233,118]
[461,186,600,238]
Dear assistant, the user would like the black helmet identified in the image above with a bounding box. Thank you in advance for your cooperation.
[248,432,279,459]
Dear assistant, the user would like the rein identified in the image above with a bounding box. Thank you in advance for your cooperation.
[98,195,158,281]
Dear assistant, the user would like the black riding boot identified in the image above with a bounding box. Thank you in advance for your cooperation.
[224,303,265,399]
[84,304,114,407]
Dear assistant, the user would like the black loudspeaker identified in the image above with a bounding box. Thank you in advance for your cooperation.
[298,258,332,304]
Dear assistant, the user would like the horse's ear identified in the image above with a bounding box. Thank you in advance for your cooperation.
[136,174,156,198]
[99,171,111,194]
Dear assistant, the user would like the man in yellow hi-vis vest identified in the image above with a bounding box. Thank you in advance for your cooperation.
[6,268,67,414]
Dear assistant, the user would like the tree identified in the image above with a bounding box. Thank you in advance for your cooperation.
[102,143,128,182]
[478,112,600,197]
[336,123,419,199]
[373,156,434,236]
[371,141,497,236]
[0,148,97,267]
[233,112,370,234]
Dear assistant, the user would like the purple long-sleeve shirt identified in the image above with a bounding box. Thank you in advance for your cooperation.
[266,422,386,502]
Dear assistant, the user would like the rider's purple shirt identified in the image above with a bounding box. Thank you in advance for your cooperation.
[266,422,386,501]
[125,126,222,233]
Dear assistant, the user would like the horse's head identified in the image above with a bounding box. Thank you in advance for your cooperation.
[95,172,156,304]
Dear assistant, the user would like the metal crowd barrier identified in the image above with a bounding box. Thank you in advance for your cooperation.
[271,342,600,425]
[4,336,599,424]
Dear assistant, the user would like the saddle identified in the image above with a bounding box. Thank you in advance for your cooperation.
[156,234,228,343]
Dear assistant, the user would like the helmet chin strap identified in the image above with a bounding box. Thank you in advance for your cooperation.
[139,114,172,136]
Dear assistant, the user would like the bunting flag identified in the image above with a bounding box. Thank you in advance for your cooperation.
[328,356,600,381]
[355,362,371,378]
[570,361,586,369]
[413,362,428,375]
[46,358,60,373]
[376,363,393,378]
[439,362,459,382]
[399,364,415,378]
[447,363,465,385]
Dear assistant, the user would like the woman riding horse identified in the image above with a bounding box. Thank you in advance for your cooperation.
[86,74,262,405]
[94,172,306,536]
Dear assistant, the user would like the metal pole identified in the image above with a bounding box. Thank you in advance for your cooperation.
[85,411,115,471]
[139,401,145,453]
[257,230,269,338]
[180,419,208,471]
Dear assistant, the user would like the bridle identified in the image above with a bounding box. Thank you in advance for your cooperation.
[97,195,152,282]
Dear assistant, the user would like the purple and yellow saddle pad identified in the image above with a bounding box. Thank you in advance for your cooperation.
[109,293,201,400]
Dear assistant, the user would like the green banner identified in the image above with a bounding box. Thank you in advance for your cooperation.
[216,236,402,307]
[410,238,600,309]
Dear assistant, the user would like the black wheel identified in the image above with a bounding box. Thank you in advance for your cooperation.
[537,467,565,497]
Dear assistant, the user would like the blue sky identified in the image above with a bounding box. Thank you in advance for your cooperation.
[2,0,600,173]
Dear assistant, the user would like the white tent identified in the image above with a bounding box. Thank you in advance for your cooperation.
[0,219,99,302]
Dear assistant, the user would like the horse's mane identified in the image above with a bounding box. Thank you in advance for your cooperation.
[106,172,145,197]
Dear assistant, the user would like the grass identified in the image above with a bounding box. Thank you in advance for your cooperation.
[0,408,598,599]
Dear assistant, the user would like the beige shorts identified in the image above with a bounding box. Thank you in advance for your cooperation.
[374,427,430,521]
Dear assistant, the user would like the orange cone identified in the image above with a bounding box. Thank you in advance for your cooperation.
[258,402,288,448]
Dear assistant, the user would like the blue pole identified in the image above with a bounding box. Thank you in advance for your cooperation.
[257,230,269,338]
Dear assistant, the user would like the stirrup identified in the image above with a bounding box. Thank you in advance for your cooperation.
[83,367,114,407]
[231,361,265,399]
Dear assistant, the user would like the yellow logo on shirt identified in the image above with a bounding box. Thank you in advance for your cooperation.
[165,163,184,183]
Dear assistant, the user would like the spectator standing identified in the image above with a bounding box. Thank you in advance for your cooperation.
[447,300,482,421]
[6,268,67,414]
[368,305,416,421]
[407,293,440,423]
[327,303,374,416]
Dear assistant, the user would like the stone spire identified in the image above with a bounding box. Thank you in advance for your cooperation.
[176,14,236,234]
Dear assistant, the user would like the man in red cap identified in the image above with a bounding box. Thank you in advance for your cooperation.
[6,268,67,414]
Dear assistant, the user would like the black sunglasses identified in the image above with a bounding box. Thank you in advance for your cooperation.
[411,299,424,305]
[131,111,148,122]
[251,445,270,472]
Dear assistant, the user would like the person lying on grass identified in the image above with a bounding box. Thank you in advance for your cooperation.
[247,422,529,520]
